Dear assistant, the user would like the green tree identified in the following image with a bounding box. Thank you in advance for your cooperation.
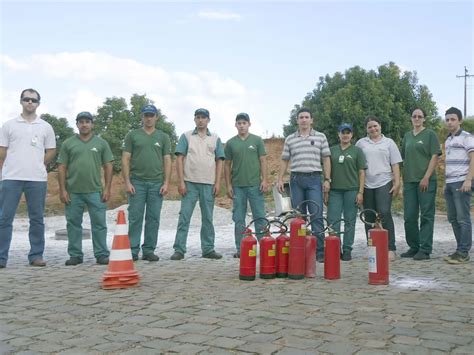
[94,94,177,172]
[284,62,439,146]
[41,114,75,172]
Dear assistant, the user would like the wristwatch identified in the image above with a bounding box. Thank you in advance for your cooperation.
[324,178,331,183]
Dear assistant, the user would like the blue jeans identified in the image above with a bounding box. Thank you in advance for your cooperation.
[128,178,164,257]
[327,189,358,252]
[289,173,324,256]
[0,180,47,266]
[444,181,472,255]
[173,182,216,255]
[232,186,266,252]
[66,192,109,259]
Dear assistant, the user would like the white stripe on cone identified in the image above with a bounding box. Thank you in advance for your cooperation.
[109,248,133,261]
[114,224,128,236]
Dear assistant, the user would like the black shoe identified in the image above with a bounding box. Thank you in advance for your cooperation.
[132,255,139,261]
[400,248,418,258]
[142,253,159,262]
[233,252,240,258]
[446,253,470,264]
[170,252,184,260]
[96,256,109,265]
[202,251,222,259]
[316,254,324,263]
[413,251,430,260]
[340,250,352,261]
[443,251,458,262]
[65,257,83,266]
[0,264,6,269]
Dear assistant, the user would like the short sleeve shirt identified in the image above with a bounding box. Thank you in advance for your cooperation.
[355,135,402,189]
[401,128,441,183]
[445,129,474,184]
[58,135,113,193]
[225,133,267,187]
[281,129,331,172]
[329,144,366,191]
[0,116,56,181]
[123,128,172,182]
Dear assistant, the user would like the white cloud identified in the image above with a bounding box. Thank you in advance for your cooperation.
[0,51,263,141]
[197,11,242,21]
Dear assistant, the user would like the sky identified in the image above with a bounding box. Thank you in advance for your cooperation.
[1,0,473,142]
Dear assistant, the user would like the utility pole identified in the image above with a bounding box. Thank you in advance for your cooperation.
[456,66,473,118]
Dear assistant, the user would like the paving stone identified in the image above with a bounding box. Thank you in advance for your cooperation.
[204,336,247,349]
[174,333,213,344]
[24,341,70,353]
[318,341,360,354]
[135,327,183,339]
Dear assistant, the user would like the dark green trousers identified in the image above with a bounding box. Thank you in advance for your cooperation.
[403,180,437,254]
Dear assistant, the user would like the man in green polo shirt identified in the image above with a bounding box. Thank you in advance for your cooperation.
[122,104,172,262]
[58,111,114,265]
[326,123,366,261]
[224,113,268,258]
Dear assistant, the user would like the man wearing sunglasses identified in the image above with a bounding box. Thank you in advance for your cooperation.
[0,88,56,268]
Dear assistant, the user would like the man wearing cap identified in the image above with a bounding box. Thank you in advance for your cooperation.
[326,123,366,261]
[122,104,171,262]
[224,113,268,258]
[170,108,225,260]
[58,111,113,265]
[277,107,331,262]
[0,88,56,268]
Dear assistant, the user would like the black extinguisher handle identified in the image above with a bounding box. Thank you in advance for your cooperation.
[306,215,330,236]
[267,219,288,234]
[325,218,345,236]
[359,209,383,229]
[294,199,321,220]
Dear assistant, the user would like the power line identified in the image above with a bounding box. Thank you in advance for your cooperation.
[456,66,473,118]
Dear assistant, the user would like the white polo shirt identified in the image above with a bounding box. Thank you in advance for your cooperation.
[356,135,402,189]
[0,115,56,181]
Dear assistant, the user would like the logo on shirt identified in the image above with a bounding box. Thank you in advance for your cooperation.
[417,140,424,144]
[345,154,353,159]
[155,142,161,147]
[91,147,98,152]
[248,145,256,150]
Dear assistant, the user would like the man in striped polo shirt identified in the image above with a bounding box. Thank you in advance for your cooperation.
[443,107,474,264]
[277,108,331,262]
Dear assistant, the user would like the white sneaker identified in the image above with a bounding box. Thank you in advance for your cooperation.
[389,250,396,261]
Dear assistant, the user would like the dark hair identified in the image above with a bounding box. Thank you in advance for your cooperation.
[445,107,462,121]
[412,108,426,117]
[20,88,41,102]
[364,115,381,126]
[296,107,312,118]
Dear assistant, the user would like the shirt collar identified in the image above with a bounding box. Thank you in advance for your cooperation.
[192,128,211,136]
[16,115,41,124]
[447,128,463,139]
[296,129,316,137]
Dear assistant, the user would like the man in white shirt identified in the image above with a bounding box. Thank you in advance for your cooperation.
[0,89,56,268]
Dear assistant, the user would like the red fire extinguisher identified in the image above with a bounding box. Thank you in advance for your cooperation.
[324,220,341,280]
[360,210,389,285]
[288,213,306,280]
[259,226,276,279]
[275,220,290,278]
[305,230,317,278]
[239,227,257,281]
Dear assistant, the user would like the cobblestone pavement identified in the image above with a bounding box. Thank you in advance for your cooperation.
[0,202,473,354]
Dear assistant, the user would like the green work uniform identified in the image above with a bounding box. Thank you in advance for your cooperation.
[401,128,441,254]
[58,135,113,259]
[123,128,172,258]
[327,144,366,252]
[225,134,267,251]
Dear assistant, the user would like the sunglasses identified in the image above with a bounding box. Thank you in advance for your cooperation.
[22,97,40,104]
[411,115,424,119]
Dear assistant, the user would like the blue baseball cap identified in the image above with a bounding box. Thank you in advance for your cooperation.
[141,104,158,115]
[76,111,93,122]
[236,112,250,121]
[338,123,353,132]
[194,108,210,118]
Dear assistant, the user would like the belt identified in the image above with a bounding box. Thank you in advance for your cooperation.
[291,171,321,176]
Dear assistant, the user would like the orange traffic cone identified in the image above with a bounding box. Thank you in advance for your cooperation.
[102,210,140,289]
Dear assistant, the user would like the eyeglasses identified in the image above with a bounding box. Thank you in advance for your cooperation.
[22,97,40,104]
[411,115,424,119]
